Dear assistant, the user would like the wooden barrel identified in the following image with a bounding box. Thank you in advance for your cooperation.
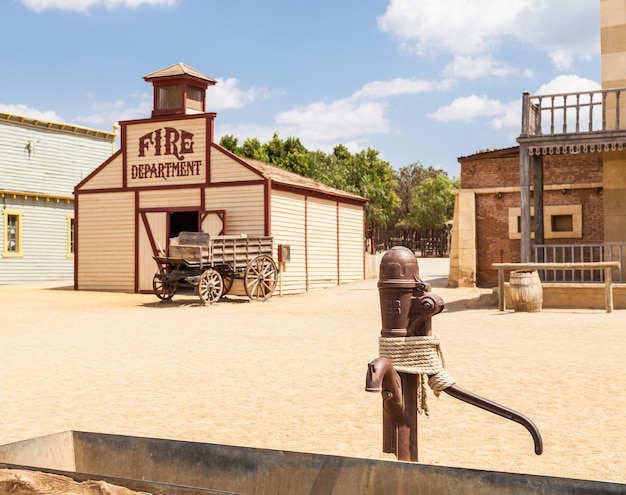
[509,270,543,312]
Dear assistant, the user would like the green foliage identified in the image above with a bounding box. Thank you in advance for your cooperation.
[408,174,459,230]
[391,162,443,232]
[219,134,239,154]
[221,133,399,230]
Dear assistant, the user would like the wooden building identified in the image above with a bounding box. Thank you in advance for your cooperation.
[74,63,367,295]
[0,112,115,284]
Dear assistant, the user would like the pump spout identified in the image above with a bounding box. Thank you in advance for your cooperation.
[366,357,403,414]
[443,384,543,455]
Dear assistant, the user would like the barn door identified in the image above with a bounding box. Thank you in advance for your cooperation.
[138,211,168,293]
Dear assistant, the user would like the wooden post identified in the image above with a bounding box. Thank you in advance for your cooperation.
[520,145,532,263]
[605,266,614,313]
[533,154,544,262]
[498,267,506,311]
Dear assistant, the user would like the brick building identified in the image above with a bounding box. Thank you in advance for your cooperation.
[455,147,604,287]
[449,0,626,289]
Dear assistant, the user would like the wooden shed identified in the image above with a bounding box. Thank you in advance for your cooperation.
[74,63,367,295]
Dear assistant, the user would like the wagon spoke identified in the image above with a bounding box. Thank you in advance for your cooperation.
[198,269,223,305]
[244,255,278,301]
[152,271,176,301]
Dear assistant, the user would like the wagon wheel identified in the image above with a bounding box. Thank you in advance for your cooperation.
[244,255,278,301]
[198,269,224,305]
[220,270,235,296]
[152,271,176,301]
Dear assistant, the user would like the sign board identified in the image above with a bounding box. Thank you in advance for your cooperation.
[125,116,207,188]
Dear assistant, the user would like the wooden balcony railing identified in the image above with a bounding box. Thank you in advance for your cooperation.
[520,88,626,138]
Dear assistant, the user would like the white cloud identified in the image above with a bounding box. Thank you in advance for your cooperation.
[276,99,390,146]
[428,74,602,132]
[76,77,274,128]
[75,96,151,127]
[223,76,452,153]
[20,0,176,13]
[266,75,453,151]
[0,103,65,122]
[535,74,600,95]
[352,78,441,100]
[379,0,598,72]
[205,78,274,111]
[429,95,506,123]
[443,55,523,80]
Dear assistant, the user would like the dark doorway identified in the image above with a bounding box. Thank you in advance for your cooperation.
[170,211,199,237]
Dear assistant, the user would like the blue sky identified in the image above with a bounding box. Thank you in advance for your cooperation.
[0,0,601,177]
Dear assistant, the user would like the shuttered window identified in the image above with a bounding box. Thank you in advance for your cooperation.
[3,210,23,257]
[67,214,75,257]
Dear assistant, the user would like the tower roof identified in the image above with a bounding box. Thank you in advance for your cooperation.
[143,62,216,85]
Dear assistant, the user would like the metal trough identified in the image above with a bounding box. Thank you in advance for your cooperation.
[0,431,624,495]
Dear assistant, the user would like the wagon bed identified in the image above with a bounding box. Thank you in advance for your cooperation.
[152,232,277,305]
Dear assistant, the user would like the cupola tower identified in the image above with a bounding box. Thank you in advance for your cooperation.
[143,62,216,117]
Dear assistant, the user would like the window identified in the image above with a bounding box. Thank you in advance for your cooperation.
[509,205,582,239]
[3,210,23,257]
[186,85,204,112]
[156,84,183,110]
[67,214,75,257]
[551,214,573,232]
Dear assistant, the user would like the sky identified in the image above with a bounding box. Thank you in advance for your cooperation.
[0,0,602,177]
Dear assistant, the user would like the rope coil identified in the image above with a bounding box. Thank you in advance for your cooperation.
[378,334,455,415]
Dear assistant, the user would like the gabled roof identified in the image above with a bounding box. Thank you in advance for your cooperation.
[143,62,216,84]
[242,157,367,203]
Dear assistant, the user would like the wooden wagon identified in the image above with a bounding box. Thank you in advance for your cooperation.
[152,231,278,305]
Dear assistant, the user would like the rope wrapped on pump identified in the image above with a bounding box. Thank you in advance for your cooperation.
[378,334,455,415]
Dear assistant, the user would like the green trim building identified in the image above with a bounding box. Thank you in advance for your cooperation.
[0,112,116,284]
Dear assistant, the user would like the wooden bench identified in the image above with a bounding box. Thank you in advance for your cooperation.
[492,262,621,313]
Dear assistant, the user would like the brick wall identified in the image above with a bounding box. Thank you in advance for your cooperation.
[459,147,604,286]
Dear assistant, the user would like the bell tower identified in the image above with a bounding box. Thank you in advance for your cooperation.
[143,62,216,118]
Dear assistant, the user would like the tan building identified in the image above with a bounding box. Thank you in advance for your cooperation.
[450,0,626,288]
[74,63,367,295]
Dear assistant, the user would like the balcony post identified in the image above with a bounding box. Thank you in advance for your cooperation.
[520,145,532,263]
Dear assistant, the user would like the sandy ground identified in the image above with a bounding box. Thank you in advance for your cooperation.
[0,258,625,485]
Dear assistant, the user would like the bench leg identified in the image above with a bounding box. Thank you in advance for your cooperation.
[498,268,505,311]
[605,267,614,313]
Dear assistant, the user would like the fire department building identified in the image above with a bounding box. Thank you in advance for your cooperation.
[74,63,367,295]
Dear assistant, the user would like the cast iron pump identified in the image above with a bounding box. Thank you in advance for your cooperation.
[366,246,543,462]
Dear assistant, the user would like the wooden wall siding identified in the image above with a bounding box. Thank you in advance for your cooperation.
[210,147,262,183]
[76,192,135,291]
[0,197,73,283]
[77,153,123,191]
[306,197,339,290]
[139,188,200,209]
[138,212,168,292]
[338,204,365,283]
[203,185,265,235]
[201,212,225,236]
[0,120,113,197]
[270,190,307,294]
[125,118,207,188]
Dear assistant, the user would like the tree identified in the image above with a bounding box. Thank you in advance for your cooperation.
[390,162,441,235]
[408,174,459,231]
[219,134,239,154]
[219,134,399,240]
[239,137,268,162]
